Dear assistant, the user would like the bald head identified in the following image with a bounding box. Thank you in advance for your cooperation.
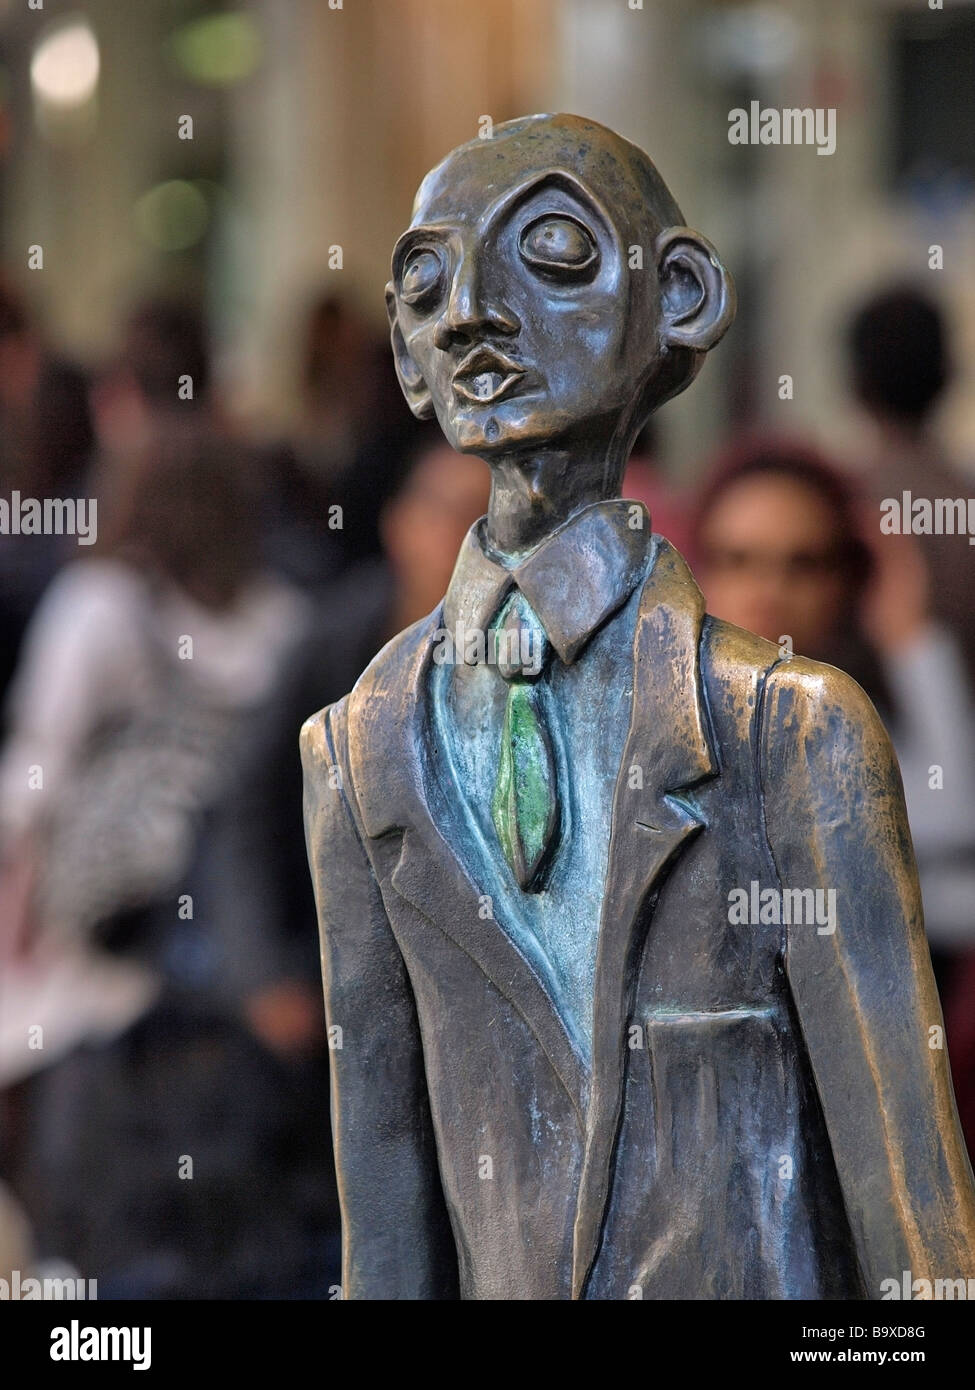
[412,113,685,244]
[386,113,735,476]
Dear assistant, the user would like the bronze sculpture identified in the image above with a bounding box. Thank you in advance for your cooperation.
[302,114,975,1299]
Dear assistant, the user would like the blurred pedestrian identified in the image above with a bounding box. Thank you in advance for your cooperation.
[0,421,342,1295]
[691,436,975,987]
[847,285,975,686]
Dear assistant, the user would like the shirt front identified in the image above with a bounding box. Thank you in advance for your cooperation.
[425,498,653,1058]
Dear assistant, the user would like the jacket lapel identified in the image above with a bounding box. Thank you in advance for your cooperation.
[347,538,717,1273]
[571,538,717,1297]
[348,611,589,1124]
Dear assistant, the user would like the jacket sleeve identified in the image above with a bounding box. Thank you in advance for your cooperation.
[761,656,975,1297]
[300,701,458,1299]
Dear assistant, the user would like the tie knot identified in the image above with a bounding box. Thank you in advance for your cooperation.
[491,590,549,681]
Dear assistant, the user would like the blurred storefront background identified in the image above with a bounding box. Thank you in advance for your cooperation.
[2,0,974,468]
[2,0,975,1299]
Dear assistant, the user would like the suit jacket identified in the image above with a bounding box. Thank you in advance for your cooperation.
[301,537,975,1299]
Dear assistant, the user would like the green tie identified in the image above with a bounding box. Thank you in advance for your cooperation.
[490,592,559,892]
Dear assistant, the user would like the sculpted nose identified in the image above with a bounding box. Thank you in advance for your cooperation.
[433,254,519,350]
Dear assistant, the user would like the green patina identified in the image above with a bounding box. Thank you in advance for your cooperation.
[492,679,556,890]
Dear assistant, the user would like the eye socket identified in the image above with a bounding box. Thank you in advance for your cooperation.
[400,247,445,307]
[519,215,598,275]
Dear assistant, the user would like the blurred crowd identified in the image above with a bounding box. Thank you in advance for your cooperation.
[1,276,974,1296]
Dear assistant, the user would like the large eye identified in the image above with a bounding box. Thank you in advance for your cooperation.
[519,215,598,275]
[400,247,445,307]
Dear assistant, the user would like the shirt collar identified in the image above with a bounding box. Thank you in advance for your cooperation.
[442,498,652,665]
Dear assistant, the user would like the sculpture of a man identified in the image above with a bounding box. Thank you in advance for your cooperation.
[302,114,975,1299]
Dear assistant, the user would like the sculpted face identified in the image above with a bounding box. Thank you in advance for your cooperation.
[386,114,735,461]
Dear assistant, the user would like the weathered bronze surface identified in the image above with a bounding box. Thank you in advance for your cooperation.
[302,114,975,1299]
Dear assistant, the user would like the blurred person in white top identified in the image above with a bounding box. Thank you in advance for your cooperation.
[0,421,312,1080]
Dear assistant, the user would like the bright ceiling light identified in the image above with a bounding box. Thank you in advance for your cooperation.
[31,18,100,109]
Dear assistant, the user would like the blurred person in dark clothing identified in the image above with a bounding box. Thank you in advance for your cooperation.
[303,425,492,699]
[298,294,377,479]
[260,294,372,591]
[262,294,429,590]
[0,350,94,501]
[946,948,975,1171]
[378,428,493,643]
[90,297,211,451]
[690,437,975,1003]
[0,422,343,1296]
[85,298,217,529]
[0,282,95,699]
[847,285,975,687]
[0,1179,33,1282]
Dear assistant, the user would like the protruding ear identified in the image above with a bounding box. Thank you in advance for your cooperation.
[385,283,435,419]
[654,228,736,354]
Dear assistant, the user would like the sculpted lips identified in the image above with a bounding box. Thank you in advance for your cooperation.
[452,346,525,404]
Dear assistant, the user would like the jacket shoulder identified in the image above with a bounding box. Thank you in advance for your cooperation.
[762,651,890,753]
[300,610,436,764]
[702,613,782,679]
[346,610,437,746]
[699,619,892,771]
[759,653,907,863]
[699,616,783,740]
[299,697,346,774]
[702,616,884,730]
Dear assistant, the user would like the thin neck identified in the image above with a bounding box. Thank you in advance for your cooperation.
[484,442,625,559]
